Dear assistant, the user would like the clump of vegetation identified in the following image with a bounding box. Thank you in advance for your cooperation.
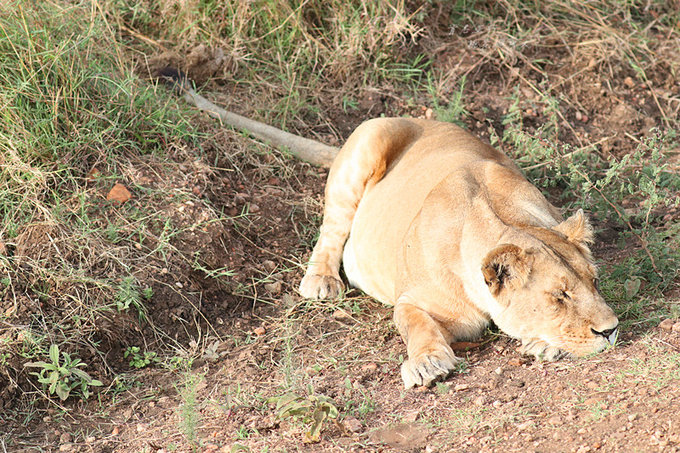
[0,0,201,404]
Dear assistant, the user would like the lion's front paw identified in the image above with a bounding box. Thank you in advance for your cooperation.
[401,345,462,389]
[299,273,344,299]
[519,340,568,361]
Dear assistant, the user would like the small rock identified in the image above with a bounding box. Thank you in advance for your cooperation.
[628,413,638,422]
[85,436,96,443]
[659,319,675,330]
[59,433,72,444]
[249,203,261,213]
[263,260,276,272]
[106,183,132,203]
[507,358,524,367]
[59,444,73,452]
[253,326,266,336]
[516,421,533,431]
[264,281,282,294]
[136,423,147,432]
[454,383,470,391]
[494,367,503,375]
[492,400,503,408]
[425,108,434,120]
[403,410,420,423]
[111,426,120,436]
[474,396,486,406]
[583,397,603,406]
[575,111,583,121]
[234,193,249,204]
[361,362,378,372]
[332,309,351,321]
[624,76,635,88]
[344,416,363,433]
[547,415,561,425]
[585,380,598,390]
[672,322,680,333]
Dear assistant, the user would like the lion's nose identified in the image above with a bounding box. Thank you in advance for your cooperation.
[591,325,619,345]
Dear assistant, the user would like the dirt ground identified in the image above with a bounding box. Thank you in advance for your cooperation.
[3,4,680,453]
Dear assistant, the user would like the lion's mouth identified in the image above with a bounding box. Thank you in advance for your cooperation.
[591,326,619,346]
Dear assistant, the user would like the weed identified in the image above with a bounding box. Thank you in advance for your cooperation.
[268,392,339,443]
[24,344,102,401]
[178,372,203,448]
[124,346,159,369]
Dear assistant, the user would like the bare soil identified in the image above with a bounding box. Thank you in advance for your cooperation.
[3,9,680,453]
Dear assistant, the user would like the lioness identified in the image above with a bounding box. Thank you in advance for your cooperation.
[299,118,619,388]
[166,75,619,389]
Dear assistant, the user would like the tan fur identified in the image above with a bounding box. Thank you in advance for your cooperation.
[300,118,619,388]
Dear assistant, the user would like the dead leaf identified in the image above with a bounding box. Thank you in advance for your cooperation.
[107,183,132,203]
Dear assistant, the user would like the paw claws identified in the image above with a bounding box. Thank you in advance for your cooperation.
[299,273,344,299]
[401,347,462,389]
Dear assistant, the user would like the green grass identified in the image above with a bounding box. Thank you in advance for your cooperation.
[0,0,209,406]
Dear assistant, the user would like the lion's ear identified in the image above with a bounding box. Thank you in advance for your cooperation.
[481,244,532,297]
[553,209,594,246]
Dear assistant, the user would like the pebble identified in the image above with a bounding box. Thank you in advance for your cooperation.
[111,426,120,436]
[249,203,261,213]
[85,436,96,443]
[332,309,352,321]
[494,367,503,375]
[454,383,470,391]
[672,322,680,333]
[624,76,635,87]
[264,281,282,294]
[516,420,533,431]
[474,396,486,406]
[343,416,363,433]
[58,444,73,452]
[361,362,378,372]
[659,319,675,330]
[547,415,561,425]
[403,410,420,423]
[253,326,266,336]
[59,433,72,443]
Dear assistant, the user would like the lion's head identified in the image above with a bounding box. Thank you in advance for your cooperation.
[481,210,619,360]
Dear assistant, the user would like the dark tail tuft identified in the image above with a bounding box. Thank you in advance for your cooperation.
[156,66,190,92]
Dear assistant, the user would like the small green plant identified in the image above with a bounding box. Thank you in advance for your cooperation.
[178,372,203,448]
[268,393,339,443]
[124,346,159,369]
[25,344,102,401]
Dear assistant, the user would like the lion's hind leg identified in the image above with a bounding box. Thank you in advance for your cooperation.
[299,118,421,299]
